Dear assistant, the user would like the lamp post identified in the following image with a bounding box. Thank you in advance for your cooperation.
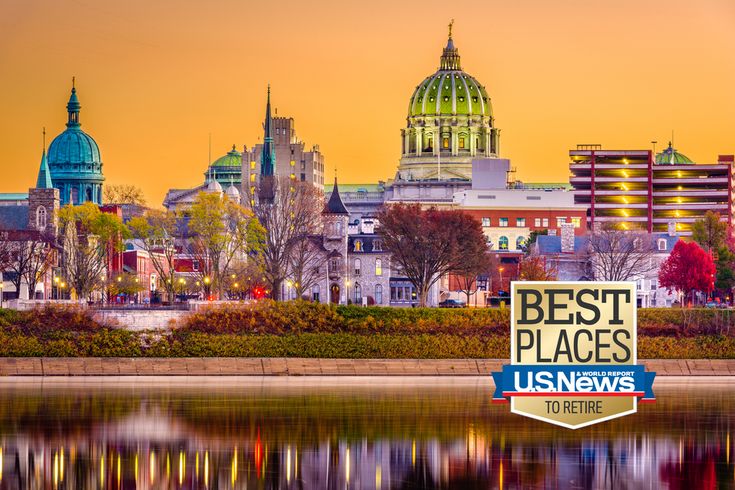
[498,267,504,293]
[286,279,293,301]
[0,280,3,309]
[345,280,351,305]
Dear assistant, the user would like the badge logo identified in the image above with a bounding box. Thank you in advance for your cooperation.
[492,282,656,429]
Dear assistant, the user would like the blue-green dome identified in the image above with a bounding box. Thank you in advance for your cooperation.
[48,127,101,165]
[47,82,104,206]
[655,142,694,165]
[210,145,242,167]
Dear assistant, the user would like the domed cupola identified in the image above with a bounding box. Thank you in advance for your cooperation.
[47,79,104,206]
[655,142,694,165]
[204,145,242,188]
[397,22,500,182]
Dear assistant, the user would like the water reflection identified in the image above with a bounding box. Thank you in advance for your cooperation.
[0,377,732,489]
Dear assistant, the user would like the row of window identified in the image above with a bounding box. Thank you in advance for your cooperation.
[354,239,382,252]
[481,217,582,228]
[496,236,526,251]
[345,283,383,304]
[352,258,383,276]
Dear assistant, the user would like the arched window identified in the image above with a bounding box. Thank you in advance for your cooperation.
[499,236,509,250]
[71,187,79,204]
[354,282,362,304]
[312,284,320,302]
[354,240,363,252]
[354,258,361,276]
[86,187,93,202]
[335,221,342,235]
[36,206,47,230]
[375,284,383,305]
[375,259,382,276]
[516,236,526,250]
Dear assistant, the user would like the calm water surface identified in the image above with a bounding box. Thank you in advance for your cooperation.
[0,376,731,489]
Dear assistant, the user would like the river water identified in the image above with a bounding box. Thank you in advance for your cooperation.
[0,376,732,489]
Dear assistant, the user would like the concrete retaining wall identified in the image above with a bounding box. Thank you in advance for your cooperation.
[0,358,731,376]
[90,309,189,331]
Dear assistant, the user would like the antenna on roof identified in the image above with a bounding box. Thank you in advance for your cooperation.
[671,130,674,148]
[72,76,75,89]
[42,127,46,152]
[208,132,212,165]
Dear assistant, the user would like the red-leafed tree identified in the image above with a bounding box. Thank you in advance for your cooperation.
[378,203,489,307]
[658,240,716,306]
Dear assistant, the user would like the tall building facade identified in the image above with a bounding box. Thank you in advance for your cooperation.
[569,144,734,235]
[47,80,104,205]
[244,87,326,200]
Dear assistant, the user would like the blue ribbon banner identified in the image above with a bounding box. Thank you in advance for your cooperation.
[492,365,655,403]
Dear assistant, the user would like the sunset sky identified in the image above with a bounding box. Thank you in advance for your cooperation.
[1,0,734,206]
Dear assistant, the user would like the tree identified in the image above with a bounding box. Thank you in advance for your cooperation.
[692,211,727,253]
[58,202,129,299]
[585,224,657,281]
[128,209,180,303]
[288,235,325,299]
[187,192,265,299]
[2,231,57,299]
[522,229,548,255]
[103,184,147,206]
[106,272,146,299]
[454,249,494,306]
[518,255,557,281]
[659,240,716,306]
[378,204,489,307]
[248,178,323,300]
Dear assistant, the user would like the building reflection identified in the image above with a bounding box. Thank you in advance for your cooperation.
[0,381,733,489]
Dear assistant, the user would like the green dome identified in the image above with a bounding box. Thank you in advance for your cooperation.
[408,37,491,118]
[655,142,694,165]
[210,145,242,167]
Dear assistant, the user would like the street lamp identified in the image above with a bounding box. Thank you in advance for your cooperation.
[286,279,293,300]
[345,280,351,305]
[498,267,505,293]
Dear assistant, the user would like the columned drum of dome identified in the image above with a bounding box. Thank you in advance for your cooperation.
[47,81,104,206]
[397,28,500,182]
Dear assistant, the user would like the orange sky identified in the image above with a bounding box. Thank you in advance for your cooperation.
[1,0,734,206]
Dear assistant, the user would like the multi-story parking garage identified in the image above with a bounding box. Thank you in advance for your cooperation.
[569,143,734,235]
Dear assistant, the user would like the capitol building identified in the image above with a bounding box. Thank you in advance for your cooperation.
[397,24,500,182]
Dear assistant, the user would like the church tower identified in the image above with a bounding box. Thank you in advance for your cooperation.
[322,178,350,303]
[47,79,105,206]
[257,86,277,203]
[28,134,60,235]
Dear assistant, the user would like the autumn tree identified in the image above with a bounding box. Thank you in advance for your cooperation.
[288,235,325,299]
[103,184,147,206]
[518,255,557,281]
[585,224,657,281]
[1,231,57,299]
[378,203,489,307]
[659,240,716,306]
[692,211,727,253]
[248,178,323,300]
[128,209,181,303]
[58,202,129,299]
[453,243,494,306]
[187,192,265,299]
[692,212,734,298]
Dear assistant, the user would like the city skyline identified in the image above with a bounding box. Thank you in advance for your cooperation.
[1,0,734,205]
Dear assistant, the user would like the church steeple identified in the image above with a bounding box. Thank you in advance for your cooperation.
[440,20,461,70]
[36,128,53,189]
[66,77,81,128]
[260,85,275,177]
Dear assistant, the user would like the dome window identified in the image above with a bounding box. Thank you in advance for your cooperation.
[472,96,478,103]
[458,96,465,102]
[429,97,435,102]
[443,96,450,102]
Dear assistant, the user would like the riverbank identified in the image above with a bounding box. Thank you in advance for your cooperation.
[1,357,733,376]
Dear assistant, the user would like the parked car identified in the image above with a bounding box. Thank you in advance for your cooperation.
[438,299,466,308]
